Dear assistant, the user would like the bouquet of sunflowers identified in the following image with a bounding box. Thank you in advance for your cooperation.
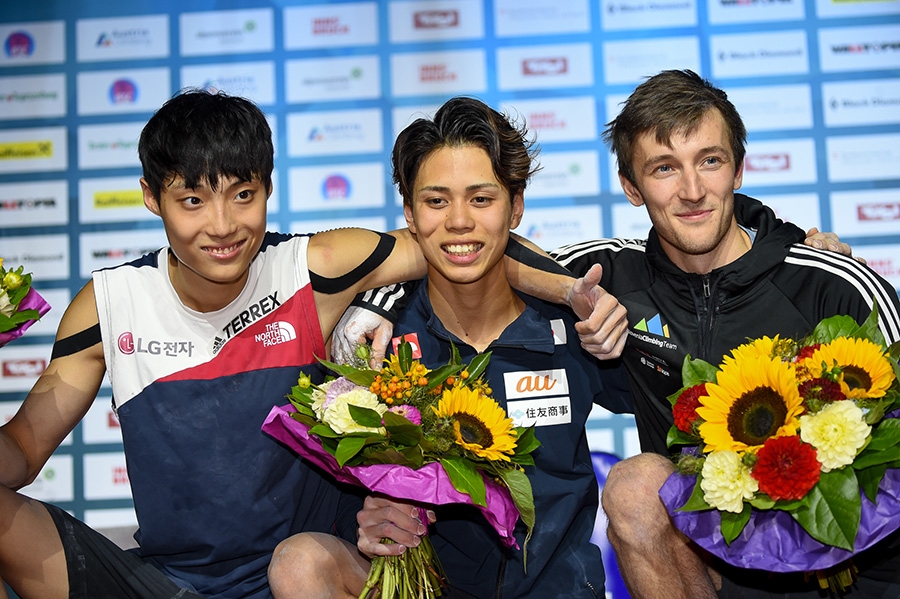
[0,258,51,348]
[659,306,900,590]
[262,340,539,599]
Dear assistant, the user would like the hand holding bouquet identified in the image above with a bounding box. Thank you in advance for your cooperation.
[660,306,900,590]
[262,340,539,599]
[0,258,51,348]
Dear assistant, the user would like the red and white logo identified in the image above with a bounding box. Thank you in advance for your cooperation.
[413,10,459,29]
[857,202,900,222]
[391,333,422,359]
[744,153,790,172]
[117,331,135,354]
[2,358,46,377]
[522,57,568,76]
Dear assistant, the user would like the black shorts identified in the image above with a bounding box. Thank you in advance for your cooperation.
[715,561,900,599]
[44,502,206,599]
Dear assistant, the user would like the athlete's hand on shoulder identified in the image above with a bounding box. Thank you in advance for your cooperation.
[332,306,393,369]
[567,264,628,360]
[357,495,435,558]
[805,227,865,264]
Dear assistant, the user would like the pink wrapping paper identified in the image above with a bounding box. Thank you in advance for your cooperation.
[262,404,521,548]
[0,288,51,348]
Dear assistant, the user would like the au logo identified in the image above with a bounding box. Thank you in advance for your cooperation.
[634,314,669,338]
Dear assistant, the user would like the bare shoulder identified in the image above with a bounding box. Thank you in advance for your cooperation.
[307,228,384,279]
[57,279,100,340]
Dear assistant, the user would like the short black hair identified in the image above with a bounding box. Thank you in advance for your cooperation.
[139,89,274,200]
[392,96,539,205]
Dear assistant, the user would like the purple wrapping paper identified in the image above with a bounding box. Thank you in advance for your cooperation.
[0,288,51,348]
[262,404,521,548]
[659,468,900,571]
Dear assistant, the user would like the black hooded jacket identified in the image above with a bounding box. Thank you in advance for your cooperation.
[552,193,900,455]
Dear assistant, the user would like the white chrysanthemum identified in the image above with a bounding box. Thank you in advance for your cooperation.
[309,383,330,419]
[800,400,870,472]
[701,450,758,513]
[0,290,14,318]
[322,387,388,435]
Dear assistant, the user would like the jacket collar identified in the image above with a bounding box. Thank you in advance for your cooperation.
[409,278,557,354]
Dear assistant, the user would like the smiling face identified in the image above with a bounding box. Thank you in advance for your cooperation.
[404,145,523,288]
[620,109,748,274]
[142,173,269,312]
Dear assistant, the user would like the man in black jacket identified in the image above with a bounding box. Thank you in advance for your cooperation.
[558,69,900,599]
[333,70,900,598]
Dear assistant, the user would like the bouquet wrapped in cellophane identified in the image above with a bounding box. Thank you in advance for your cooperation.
[0,258,51,348]
[659,305,900,592]
[262,340,539,599]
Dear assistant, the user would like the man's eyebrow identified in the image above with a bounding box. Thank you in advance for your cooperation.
[416,182,501,193]
[641,145,730,170]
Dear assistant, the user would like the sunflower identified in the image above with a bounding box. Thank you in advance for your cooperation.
[799,337,895,400]
[697,354,804,453]
[432,386,517,461]
[723,335,782,366]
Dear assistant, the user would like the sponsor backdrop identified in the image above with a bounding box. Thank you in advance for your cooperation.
[1,0,899,561]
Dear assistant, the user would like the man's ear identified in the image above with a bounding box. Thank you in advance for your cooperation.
[733,159,744,191]
[141,178,161,216]
[620,173,644,207]
[403,202,416,235]
[509,192,524,230]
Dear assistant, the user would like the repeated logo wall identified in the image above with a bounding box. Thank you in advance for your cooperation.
[1,0,898,528]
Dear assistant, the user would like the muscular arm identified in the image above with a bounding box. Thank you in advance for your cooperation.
[0,282,106,490]
[309,228,590,344]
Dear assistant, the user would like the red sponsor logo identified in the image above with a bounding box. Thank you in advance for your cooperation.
[857,202,900,222]
[112,465,129,485]
[414,10,459,28]
[744,153,790,172]
[117,332,135,355]
[529,111,566,130]
[868,258,899,278]
[523,57,568,76]
[391,333,422,359]
[2,358,46,377]
[312,17,349,35]
[107,411,121,429]
[419,64,457,83]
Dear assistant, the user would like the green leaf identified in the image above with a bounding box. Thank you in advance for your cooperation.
[465,352,492,383]
[854,445,900,470]
[857,464,888,504]
[335,436,367,467]
[676,475,712,512]
[425,363,463,391]
[866,419,900,451]
[512,426,541,456]
[856,302,886,347]
[680,355,719,388]
[791,468,860,550]
[397,337,413,373]
[498,467,536,565]
[720,503,751,545]
[309,423,340,438]
[439,456,486,507]
[288,410,317,428]
[667,425,701,449]
[361,446,415,467]
[808,314,860,345]
[382,411,423,446]
[348,404,384,428]
[748,494,776,510]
